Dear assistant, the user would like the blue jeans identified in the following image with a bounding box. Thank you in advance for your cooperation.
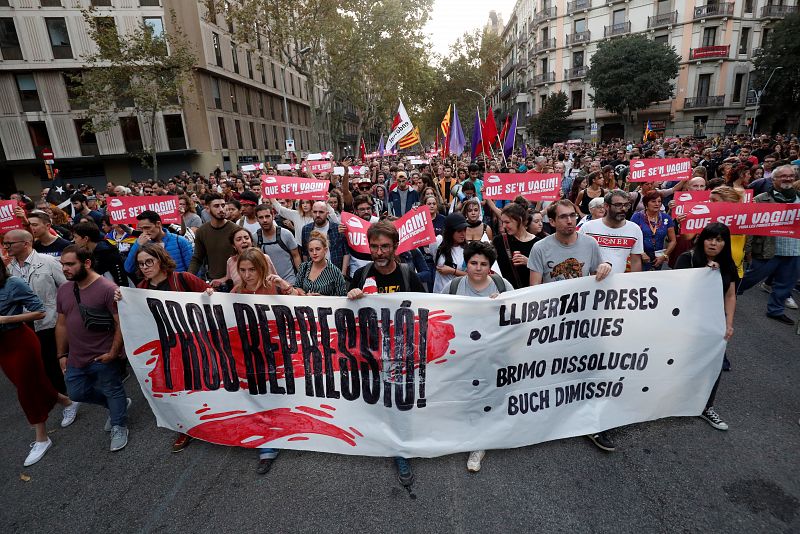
[257,448,278,460]
[738,256,800,316]
[65,361,128,427]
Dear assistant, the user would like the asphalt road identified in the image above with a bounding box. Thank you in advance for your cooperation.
[1,288,798,533]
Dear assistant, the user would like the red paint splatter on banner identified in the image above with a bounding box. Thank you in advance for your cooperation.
[349,427,364,438]
[199,409,247,420]
[195,407,211,414]
[186,407,358,448]
[288,437,309,441]
[132,309,456,394]
[296,406,333,419]
[320,404,336,411]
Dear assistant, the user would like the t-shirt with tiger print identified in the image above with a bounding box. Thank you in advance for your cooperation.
[527,233,604,284]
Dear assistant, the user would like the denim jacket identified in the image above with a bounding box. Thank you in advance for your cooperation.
[0,277,45,332]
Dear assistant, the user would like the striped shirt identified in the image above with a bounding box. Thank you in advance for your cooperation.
[293,260,347,296]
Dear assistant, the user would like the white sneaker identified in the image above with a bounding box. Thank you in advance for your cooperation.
[61,402,80,428]
[467,450,485,472]
[24,439,53,467]
[104,397,132,432]
[785,296,798,310]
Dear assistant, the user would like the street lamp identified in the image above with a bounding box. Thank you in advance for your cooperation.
[280,46,312,160]
[465,88,487,119]
[752,66,782,138]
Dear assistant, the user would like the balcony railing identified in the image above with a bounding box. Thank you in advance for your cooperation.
[516,58,527,71]
[604,21,631,38]
[648,11,678,28]
[689,44,730,60]
[567,0,590,14]
[693,3,734,19]
[533,38,557,53]
[684,95,725,109]
[533,72,556,86]
[526,79,535,91]
[500,85,514,99]
[533,7,557,24]
[501,59,515,77]
[566,30,591,46]
[564,65,588,80]
[760,5,798,18]
[517,34,527,46]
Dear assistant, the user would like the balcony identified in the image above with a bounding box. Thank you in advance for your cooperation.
[533,72,556,86]
[533,7,557,25]
[516,58,527,71]
[567,0,590,14]
[533,38,557,53]
[745,93,757,106]
[693,3,734,19]
[648,11,678,28]
[689,44,730,60]
[604,21,631,38]
[684,95,725,109]
[517,34,527,46]
[501,59,515,77]
[566,30,591,46]
[564,65,588,80]
[500,84,514,99]
[760,5,798,18]
[526,79,536,91]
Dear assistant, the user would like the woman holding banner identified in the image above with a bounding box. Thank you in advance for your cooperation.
[225,227,277,290]
[675,222,737,431]
[492,202,538,288]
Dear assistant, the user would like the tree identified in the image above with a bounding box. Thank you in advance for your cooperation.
[527,92,571,146]
[752,13,800,134]
[73,10,195,180]
[586,35,679,130]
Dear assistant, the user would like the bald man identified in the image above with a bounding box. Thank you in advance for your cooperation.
[3,229,70,396]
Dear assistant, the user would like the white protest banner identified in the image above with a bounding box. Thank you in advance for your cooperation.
[119,269,724,458]
[240,163,265,172]
[107,196,181,225]
[482,173,562,201]
[260,175,329,201]
[672,190,711,217]
[333,166,368,176]
[303,160,334,175]
[628,158,692,182]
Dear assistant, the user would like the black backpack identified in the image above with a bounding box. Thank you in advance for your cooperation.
[448,274,507,295]
[256,227,297,274]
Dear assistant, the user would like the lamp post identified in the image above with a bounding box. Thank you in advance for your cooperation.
[752,66,782,138]
[465,88,487,119]
[280,46,311,160]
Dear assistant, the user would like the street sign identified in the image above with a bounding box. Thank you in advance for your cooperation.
[285,139,295,152]
[42,148,54,160]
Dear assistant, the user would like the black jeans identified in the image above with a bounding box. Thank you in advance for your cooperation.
[36,327,66,395]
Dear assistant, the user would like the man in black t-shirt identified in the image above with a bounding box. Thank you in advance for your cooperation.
[29,211,71,257]
[347,221,423,487]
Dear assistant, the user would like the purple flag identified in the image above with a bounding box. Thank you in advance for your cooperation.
[503,111,518,160]
[470,108,482,161]
[448,105,466,156]
[377,134,385,157]
[521,142,527,159]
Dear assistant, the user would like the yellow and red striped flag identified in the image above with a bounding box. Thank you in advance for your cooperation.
[398,126,420,150]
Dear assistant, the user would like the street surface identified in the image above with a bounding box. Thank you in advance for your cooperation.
[1,288,798,533]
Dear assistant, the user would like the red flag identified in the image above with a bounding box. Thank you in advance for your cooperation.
[481,108,499,157]
[497,116,510,149]
[359,138,367,160]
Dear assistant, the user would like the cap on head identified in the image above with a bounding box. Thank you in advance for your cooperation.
[444,212,468,231]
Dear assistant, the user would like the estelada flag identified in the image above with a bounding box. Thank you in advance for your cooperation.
[398,126,421,150]
[440,105,451,157]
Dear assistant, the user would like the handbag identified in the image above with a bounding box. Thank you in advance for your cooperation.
[73,283,116,332]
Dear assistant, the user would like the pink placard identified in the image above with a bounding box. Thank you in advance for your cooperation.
[682,201,800,238]
[260,175,329,201]
[107,195,180,225]
[628,158,692,182]
[0,201,24,232]
[304,160,334,174]
[481,173,562,201]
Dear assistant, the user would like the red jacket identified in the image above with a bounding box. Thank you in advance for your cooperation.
[136,271,208,292]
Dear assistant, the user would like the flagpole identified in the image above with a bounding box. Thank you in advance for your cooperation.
[511,110,519,161]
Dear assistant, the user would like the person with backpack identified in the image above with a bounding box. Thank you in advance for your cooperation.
[442,241,513,472]
[253,204,300,285]
[347,221,425,487]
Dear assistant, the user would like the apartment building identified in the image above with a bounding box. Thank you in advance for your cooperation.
[0,0,340,195]
[490,0,797,144]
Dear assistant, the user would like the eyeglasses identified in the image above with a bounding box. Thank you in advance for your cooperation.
[610,202,632,209]
[2,241,23,248]
[369,243,394,252]
[137,258,156,268]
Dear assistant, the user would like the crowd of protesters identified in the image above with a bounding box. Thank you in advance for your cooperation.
[1,131,798,484]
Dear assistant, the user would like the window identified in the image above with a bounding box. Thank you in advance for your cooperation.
[116,77,134,108]
[702,27,716,47]
[163,114,187,150]
[761,28,771,47]
[212,32,222,66]
[540,95,547,110]
[41,0,62,6]
[64,72,86,110]
[744,0,753,13]
[229,84,237,112]
[260,57,265,84]
[572,51,584,68]
[28,121,52,155]
[571,90,583,110]
[0,18,22,60]
[211,77,222,109]
[272,125,279,149]
[541,27,549,42]
[269,95,276,119]
[140,0,161,6]
[574,18,586,33]
[540,58,548,74]
[16,74,41,112]
[91,0,112,5]
[95,17,119,55]
[739,27,750,55]
[732,73,745,102]
[245,90,252,115]
[612,9,625,26]
[143,17,164,39]
[697,74,712,98]
[46,18,72,59]
[120,117,143,152]
[654,34,669,45]
[218,117,228,149]
[249,122,256,149]
[258,93,264,118]
[656,0,671,14]
[75,119,99,156]
[234,120,243,149]
[246,51,253,78]
[231,42,239,74]
[271,63,276,88]
[261,124,268,150]
[290,73,295,96]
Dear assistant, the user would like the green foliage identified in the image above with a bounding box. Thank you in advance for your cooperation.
[752,13,800,132]
[527,92,572,146]
[586,35,680,119]
[73,9,195,178]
